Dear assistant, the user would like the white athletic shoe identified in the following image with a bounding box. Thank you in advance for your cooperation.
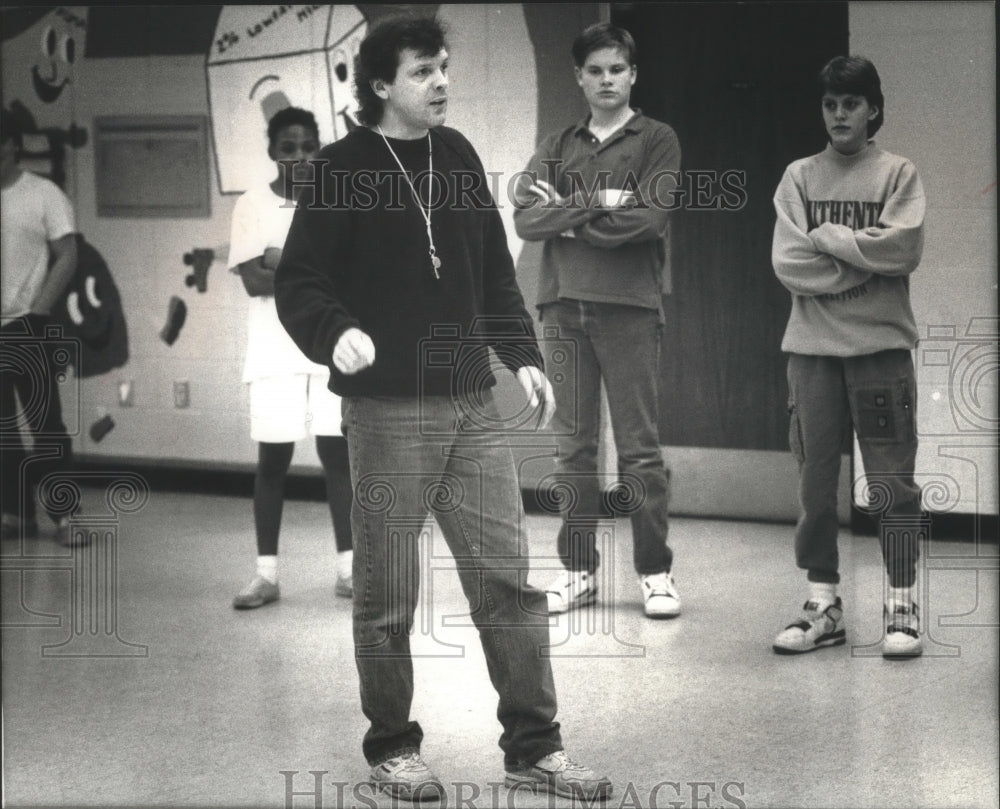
[639,571,681,618]
[882,601,923,658]
[545,569,597,614]
[773,598,846,654]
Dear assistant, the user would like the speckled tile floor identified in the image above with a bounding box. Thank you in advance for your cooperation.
[2,488,997,808]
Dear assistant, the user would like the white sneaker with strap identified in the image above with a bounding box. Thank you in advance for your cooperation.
[882,601,923,658]
[773,597,846,654]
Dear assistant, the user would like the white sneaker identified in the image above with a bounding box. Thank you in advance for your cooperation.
[773,598,845,654]
[639,571,681,618]
[370,752,444,801]
[882,601,923,658]
[232,575,280,610]
[545,569,597,614]
[505,750,613,801]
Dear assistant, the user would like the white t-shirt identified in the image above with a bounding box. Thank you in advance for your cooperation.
[228,183,329,382]
[1,171,76,318]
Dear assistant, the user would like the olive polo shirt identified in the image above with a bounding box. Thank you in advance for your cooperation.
[513,111,681,313]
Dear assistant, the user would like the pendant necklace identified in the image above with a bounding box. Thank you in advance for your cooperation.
[377,126,441,279]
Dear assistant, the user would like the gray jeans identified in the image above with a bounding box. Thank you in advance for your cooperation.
[341,393,562,767]
[787,350,921,588]
[541,299,672,576]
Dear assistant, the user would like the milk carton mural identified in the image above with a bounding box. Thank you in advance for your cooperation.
[206,5,367,194]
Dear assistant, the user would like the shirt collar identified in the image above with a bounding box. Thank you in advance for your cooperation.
[573,108,645,139]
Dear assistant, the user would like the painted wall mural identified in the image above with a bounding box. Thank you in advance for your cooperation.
[0,3,553,459]
[2,6,129,386]
[206,5,367,193]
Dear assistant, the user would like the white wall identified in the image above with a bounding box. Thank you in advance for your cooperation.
[849,0,998,518]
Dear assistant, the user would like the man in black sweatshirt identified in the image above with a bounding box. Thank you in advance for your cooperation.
[275,14,612,804]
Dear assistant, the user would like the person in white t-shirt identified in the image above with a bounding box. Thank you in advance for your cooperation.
[229,107,353,609]
[1,108,85,547]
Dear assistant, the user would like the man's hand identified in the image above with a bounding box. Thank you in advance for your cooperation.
[262,247,282,270]
[333,327,375,375]
[516,365,555,430]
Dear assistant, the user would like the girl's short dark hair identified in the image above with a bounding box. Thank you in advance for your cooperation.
[571,22,636,68]
[266,107,319,151]
[819,56,885,136]
[354,15,448,127]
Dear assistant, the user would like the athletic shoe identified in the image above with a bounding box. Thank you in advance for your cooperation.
[639,571,681,618]
[882,601,923,658]
[772,597,846,654]
[370,752,444,802]
[505,750,612,801]
[545,569,597,614]
[232,576,280,610]
[56,516,89,547]
[335,573,353,598]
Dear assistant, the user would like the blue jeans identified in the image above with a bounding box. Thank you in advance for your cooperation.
[341,393,562,767]
[787,350,922,587]
[541,299,672,576]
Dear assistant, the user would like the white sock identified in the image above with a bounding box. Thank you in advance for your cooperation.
[887,586,913,610]
[336,549,353,578]
[256,555,278,584]
[809,582,838,606]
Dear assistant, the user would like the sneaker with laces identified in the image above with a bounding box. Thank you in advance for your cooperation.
[882,601,923,658]
[545,569,597,614]
[772,597,846,654]
[335,573,353,598]
[232,576,280,610]
[505,750,612,801]
[370,752,444,802]
[639,571,681,618]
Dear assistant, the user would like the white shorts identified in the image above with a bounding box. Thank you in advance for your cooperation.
[249,374,343,443]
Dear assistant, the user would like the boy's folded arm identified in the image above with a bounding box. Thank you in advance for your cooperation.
[807,163,925,276]
[513,189,608,241]
[575,127,680,249]
[576,204,668,248]
[772,194,872,296]
[512,145,604,241]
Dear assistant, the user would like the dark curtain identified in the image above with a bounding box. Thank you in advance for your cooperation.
[613,1,849,450]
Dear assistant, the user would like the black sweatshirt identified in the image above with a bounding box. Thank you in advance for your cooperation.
[274,125,543,398]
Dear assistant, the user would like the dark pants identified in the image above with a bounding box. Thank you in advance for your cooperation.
[541,299,672,576]
[253,436,353,556]
[342,393,562,767]
[0,315,74,523]
[787,350,922,588]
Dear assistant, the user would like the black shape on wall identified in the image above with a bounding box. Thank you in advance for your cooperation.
[86,6,223,57]
[613,1,849,451]
[51,235,129,378]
